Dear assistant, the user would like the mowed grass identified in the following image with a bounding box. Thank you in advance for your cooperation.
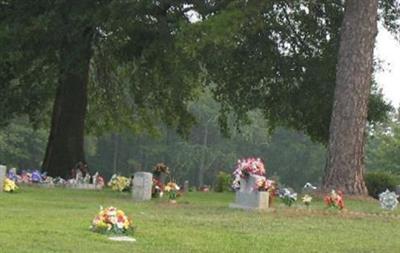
[1,187,400,253]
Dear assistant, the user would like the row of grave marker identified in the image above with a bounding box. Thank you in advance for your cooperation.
[0,166,190,202]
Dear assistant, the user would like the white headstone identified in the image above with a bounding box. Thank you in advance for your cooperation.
[0,165,6,192]
[230,174,270,210]
[132,172,153,201]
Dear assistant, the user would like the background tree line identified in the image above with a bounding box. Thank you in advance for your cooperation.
[2,91,400,191]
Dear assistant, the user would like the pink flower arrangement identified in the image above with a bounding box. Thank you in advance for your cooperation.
[232,157,274,191]
[233,157,266,178]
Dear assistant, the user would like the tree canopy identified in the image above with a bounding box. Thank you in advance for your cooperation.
[179,0,393,143]
[1,1,399,179]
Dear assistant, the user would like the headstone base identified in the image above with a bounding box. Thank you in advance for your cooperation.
[230,191,270,210]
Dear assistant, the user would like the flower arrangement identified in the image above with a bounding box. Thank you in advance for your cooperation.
[232,157,274,192]
[152,178,164,197]
[91,206,134,235]
[4,168,105,188]
[164,182,180,202]
[3,178,18,192]
[279,188,297,207]
[108,175,131,192]
[379,189,399,210]
[324,190,345,210]
[31,170,44,183]
[153,163,170,176]
[233,158,265,178]
[302,194,312,207]
[17,170,48,184]
[7,169,18,182]
[255,177,274,191]
[53,177,67,185]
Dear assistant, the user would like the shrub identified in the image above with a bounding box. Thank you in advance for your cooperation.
[365,171,400,199]
[214,171,232,192]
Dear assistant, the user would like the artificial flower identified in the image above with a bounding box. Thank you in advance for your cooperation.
[232,157,274,192]
[3,178,18,192]
[279,188,297,207]
[91,206,134,235]
[164,182,180,200]
[302,194,312,206]
[324,190,345,210]
[379,189,399,210]
[108,175,131,192]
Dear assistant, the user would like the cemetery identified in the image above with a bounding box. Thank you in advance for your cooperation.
[1,159,400,252]
[1,1,400,252]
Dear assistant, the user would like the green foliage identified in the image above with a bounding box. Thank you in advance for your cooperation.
[0,118,47,168]
[365,171,400,199]
[179,0,392,144]
[0,1,218,136]
[367,115,400,173]
[214,171,232,192]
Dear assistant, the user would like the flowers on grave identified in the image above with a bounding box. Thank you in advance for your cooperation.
[31,170,43,183]
[43,176,54,185]
[53,177,67,185]
[302,194,312,207]
[16,170,49,184]
[232,157,274,192]
[379,189,399,210]
[233,157,265,178]
[152,178,164,197]
[108,175,131,192]
[255,177,275,191]
[7,169,18,182]
[164,182,180,200]
[19,170,31,183]
[3,178,18,192]
[91,206,134,235]
[324,190,345,210]
[92,172,105,188]
[279,188,297,207]
[153,163,170,176]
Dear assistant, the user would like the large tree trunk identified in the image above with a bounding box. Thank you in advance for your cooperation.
[42,28,93,178]
[323,0,378,194]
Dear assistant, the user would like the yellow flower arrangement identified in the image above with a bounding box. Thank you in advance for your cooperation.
[108,175,131,192]
[3,178,18,192]
[164,182,180,200]
[302,194,312,206]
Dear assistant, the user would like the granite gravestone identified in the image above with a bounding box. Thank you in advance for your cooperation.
[132,172,153,201]
[229,175,270,210]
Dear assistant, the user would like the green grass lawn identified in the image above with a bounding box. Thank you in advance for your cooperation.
[1,187,400,253]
